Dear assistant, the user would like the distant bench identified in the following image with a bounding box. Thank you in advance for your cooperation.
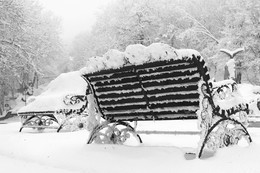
[18,97,88,133]
[82,53,252,158]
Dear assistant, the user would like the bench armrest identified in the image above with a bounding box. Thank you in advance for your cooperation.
[63,94,88,106]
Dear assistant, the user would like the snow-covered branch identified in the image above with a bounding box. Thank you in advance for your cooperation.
[0,39,21,49]
[180,7,220,44]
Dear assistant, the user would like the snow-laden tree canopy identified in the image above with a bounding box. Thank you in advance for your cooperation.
[0,0,65,115]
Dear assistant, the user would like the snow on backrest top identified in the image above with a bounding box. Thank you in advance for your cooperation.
[174,49,201,59]
[80,43,202,75]
[18,71,87,113]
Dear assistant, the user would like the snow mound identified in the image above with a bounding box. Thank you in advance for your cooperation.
[238,83,260,118]
[125,44,151,65]
[80,43,201,74]
[18,71,87,113]
[252,86,260,94]
[146,43,176,60]
[104,49,127,69]
[211,79,235,89]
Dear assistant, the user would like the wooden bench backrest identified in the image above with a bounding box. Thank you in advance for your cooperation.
[83,55,209,122]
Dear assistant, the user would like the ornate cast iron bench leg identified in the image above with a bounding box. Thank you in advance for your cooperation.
[83,77,143,145]
[198,116,252,158]
[19,114,59,132]
[87,121,142,145]
[55,94,89,132]
[197,81,253,158]
[56,113,88,132]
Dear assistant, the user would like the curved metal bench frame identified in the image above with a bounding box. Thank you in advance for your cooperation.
[197,80,252,158]
[83,54,252,158]
[19,111,58,132]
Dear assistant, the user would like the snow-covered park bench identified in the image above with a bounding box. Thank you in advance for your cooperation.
[18,43,253,158]
[80,43,252,158]
[18,71,90,132]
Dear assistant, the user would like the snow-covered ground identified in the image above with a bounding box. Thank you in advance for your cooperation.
[0,119,260,173]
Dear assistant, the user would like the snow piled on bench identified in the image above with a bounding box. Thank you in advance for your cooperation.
[80,43,201,74]
[18,71,87,113]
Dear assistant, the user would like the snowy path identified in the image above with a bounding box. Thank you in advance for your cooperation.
[0,154,73,173]
[0,121,260,173]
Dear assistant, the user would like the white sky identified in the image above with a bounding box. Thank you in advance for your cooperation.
[39,0,112,43]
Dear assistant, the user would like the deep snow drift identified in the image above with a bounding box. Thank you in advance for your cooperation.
[0,120,260,173]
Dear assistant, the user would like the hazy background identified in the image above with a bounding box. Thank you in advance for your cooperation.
[39,0,113,43]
